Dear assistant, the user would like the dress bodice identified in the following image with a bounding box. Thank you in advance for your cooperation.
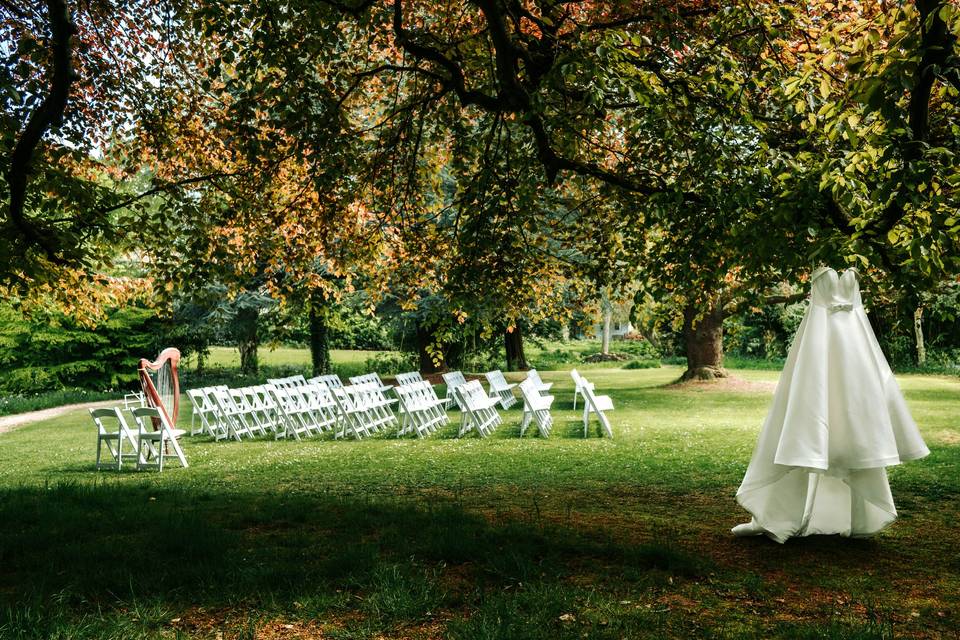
[810,267,862,312]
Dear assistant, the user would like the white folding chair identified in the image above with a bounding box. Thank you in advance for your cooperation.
[580,377,615,438]
[187,387,219,436]
[441,371,468,410]
[484,370,518,409]
[526,369,553,393]
[352,382,398,432]
[349,372,393,394]
[267,384,315,440]
[517,378,554,438]
[330,385,379,440]
[395,381,448,438]
[130,406,189,471]
[570,368,595,411]
[310,373,344,390]
[210,386,256,440]
[251,384,285,433]
[89,407,141,470]
[395,371,424,386]
[123,392,146,411]
[230,388,270,436]
[455,380,502,438]
[300,381,340,434]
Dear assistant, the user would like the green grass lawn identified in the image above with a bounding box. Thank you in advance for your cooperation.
[1,366,958,639]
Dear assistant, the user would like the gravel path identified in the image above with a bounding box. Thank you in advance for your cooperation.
[0,399,120,435]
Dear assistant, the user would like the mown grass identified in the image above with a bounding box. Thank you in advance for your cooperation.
[0,366,958,639]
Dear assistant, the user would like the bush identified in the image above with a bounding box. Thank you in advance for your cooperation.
[0,304,164,395]
[364,351,418,376]
[623,359,661,370]
[529,348,579,370]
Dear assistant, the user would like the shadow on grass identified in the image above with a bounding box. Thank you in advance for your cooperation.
[0,482,921,639]
[0,481,713,639]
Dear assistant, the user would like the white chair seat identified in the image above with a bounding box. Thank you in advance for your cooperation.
[139,428,187,440]
[593,396,614,412]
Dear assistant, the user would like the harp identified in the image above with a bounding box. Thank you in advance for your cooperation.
[138,347,181,429]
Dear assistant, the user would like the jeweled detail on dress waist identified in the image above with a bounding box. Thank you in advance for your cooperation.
[811,301,860,312]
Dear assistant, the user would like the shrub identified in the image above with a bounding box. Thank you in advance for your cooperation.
[0,304,163,395]
[364,351,418,376]
[622,359,661,370]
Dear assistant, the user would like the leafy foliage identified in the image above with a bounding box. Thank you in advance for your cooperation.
[0,303,162,394]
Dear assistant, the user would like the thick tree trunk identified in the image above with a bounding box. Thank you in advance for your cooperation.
[236,306,259,375]
[309,302,331,376]
[601,297,613,355]
[416,322,444,374]
[505,326,528,371]
[681,301,727,381]
[914,305,926,367]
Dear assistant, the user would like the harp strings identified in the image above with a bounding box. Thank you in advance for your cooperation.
[157,361,173,420]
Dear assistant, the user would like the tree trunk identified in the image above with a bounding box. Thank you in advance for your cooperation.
[505,326,528,371]
[236,306,259,375]
[601,296,613,355]
[416,322,444,374]
[195,349,207,375]
[914,305,926,367]
[309,302,331,376]
[681,301,727,381]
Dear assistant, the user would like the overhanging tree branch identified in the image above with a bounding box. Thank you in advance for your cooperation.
[4,0,77,260]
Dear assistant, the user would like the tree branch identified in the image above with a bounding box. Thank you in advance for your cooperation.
[97,172,237,215]
[4,0,77,260]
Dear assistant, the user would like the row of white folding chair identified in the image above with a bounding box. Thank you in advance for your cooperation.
[571,369,615,437]
[90,406,188,471]
[517,378,554,438]
[188,385,268,440]
[394,371,424,386]
[442,371,468,410]
[484,370,518,409]
[395,380,449,438]
[349,372,392,394]
[267,382,338,440]
[187,382,334,441]
[455,380,502,438]
[331,383,398,439]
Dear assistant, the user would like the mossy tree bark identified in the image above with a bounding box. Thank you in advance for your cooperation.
[681,300,727,381]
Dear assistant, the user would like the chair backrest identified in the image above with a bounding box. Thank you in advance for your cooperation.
[485,370,509,389]
[570,368,587,389]
[517,378,540,404]
[457,380,488,411]
[395,371,424,386]
[350,372,385,387]
[310,374,343,389]
[442,370,467,390]
[527,369,546,386]
[90,407,133,436]
[132,405,169,429]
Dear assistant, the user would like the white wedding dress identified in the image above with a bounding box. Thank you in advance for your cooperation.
[732,267,929,543]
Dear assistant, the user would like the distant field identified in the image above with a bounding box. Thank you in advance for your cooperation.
[198,346,393,369]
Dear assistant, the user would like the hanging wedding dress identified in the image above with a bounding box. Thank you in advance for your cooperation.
[732,267,929,543]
